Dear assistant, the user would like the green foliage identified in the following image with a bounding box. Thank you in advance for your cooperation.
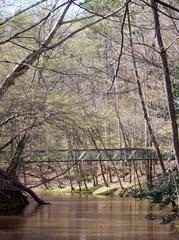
[161,213,178,224]
[130,188,147,199]
[134,168,179,208]
[173,85,179,98]
[132,168,179,224]
[162,151,174,161]
[148,169,179,206]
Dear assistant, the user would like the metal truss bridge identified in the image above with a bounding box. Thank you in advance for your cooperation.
[21,148,158,164]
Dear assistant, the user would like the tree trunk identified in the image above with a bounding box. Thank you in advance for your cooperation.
[16,182,49,205]
[127,7,166,174]
[151,0,179,169]
[0,169,48,211]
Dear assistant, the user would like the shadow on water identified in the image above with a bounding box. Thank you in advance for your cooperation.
[0,193,177,240]
[0,203,42,217]
[0,204,42,231]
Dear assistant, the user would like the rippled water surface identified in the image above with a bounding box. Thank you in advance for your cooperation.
[0,193,177,240]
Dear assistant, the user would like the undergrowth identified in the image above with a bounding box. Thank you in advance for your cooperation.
[132,166,179,224]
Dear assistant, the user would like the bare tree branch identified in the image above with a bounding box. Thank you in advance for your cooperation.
[0,0,48,27]
[155,0,179,13]
[107,1,130,93]
[0,1,73,99]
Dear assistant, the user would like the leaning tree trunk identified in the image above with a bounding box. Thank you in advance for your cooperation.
[0,134,48,211]
[151,0,179,169]
[0,169,48,211]
[127,6,166,174]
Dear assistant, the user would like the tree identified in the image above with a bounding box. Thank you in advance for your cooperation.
[150,0,179,168]
[0,0,130,208]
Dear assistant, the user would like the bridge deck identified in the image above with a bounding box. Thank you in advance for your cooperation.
[22,148,158,164]
[0,148,158,165]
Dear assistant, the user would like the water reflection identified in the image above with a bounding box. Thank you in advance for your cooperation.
[0,193,177,240]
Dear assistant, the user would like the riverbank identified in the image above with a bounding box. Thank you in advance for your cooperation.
[45,181,136,196]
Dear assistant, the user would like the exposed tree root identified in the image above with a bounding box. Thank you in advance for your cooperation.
[0,169,48,211]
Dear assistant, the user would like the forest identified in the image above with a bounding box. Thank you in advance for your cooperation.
[0,0,179,238]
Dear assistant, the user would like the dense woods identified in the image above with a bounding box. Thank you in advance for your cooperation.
[0,0,178,212]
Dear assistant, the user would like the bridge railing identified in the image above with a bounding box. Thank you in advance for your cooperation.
[22,148,158,163]
[0,148,159,165]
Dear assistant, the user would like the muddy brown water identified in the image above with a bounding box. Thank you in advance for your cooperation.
[0,193,178,240]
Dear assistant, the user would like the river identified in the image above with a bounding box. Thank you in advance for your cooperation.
[0,193,177,240]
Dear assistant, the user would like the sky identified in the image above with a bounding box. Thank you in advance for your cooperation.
[0,0,82,17]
